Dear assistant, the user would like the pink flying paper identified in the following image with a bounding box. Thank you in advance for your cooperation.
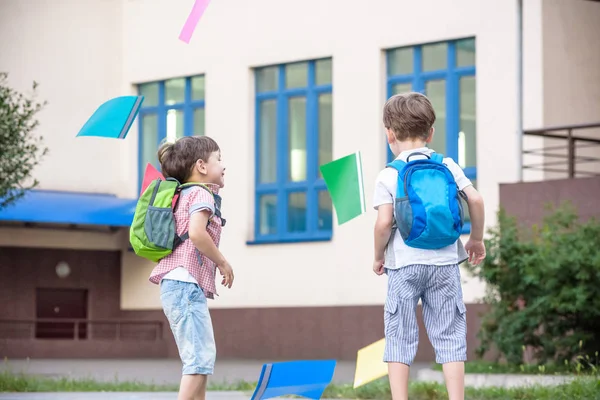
[140,163,165,196]
[179,0,212,44]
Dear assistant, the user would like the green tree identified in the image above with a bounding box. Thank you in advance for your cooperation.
[466,202,600,366]
[0,72,48,209]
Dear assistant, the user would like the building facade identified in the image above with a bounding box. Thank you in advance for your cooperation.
[0,0,599,360]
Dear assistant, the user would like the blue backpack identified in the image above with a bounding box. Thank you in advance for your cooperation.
[386,151,466,250]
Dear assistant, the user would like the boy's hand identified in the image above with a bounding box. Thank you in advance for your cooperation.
[465,239,486,265]
[217,261,234,288]
[373,259,385,275]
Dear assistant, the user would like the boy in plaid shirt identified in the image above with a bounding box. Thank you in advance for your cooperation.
[149,136,234,400]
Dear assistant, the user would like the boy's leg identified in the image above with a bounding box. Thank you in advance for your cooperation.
[387,363,410,400]
[421,264,467,400]
[383,266,424,400]
[160,280,216,400]
[442,362,465,400]
[179,375,207,400]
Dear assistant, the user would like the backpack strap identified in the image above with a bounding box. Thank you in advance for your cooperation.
[430,152,444,163]
[385,160,407,197]
[386,160,406,172]
[172,183,227,250]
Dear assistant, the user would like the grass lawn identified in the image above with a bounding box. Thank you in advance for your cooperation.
[431,359,600,376]
[1,370,600,399]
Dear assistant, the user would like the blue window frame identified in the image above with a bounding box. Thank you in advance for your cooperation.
[251,59,333,244]
[386,38,476,232]
[137,75,206,188]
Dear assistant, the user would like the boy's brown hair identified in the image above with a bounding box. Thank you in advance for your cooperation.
[157,136,220,183]
[383,92,436,142]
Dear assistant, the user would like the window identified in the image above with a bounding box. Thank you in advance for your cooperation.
[137,76,206,186]
[253,59,333,243]
[386,38,476,232]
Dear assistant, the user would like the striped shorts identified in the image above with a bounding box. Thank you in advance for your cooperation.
[383,264,467,365]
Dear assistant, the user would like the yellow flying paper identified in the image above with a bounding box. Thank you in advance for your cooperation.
[353,338,388,388]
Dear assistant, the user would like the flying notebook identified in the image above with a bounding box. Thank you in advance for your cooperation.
[319,151,367,225]
[140,163,165,197]
[353,338,388,388]
[76,95,144,139]
[179,0,212,43]
[250,359,337,400]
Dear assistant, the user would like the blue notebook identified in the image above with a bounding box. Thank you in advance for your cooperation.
[250,359,337,399]
[76,95,144,139]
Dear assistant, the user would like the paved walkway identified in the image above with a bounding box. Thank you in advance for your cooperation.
[0,393,251,400]
[0,393,250,399]
[0,358,429,385]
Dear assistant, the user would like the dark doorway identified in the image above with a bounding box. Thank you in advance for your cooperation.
[35,288,88,339]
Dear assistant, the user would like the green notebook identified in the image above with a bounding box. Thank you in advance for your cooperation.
[319,151,366,225]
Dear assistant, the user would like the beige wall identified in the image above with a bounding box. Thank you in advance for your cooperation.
[540,0,600,179]
[0,0,134,198]
[1,0,540,310]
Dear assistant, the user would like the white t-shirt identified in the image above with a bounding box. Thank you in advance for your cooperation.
[372,147,471,269]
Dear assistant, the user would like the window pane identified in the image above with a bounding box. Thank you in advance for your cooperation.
[287,192,306,232]
[193,107,205,136]
[141,114,159,169]
[139,83,159,107]
[259,195,277,235]
[257,66,278,92]
[166,109,184,142]
[425,80,446,154]
[315,58,332,85]
[259,100,277,183]
[288,97,306,182]
[388,47,413,76]
[318,94,332,178]
[422,42,447,71]
[285,62,308,88]
[459,76,476,169]
[391,82,412,95]
[456,38,476,67]
[191,76,205,100]
[165,78,185,105]
[318,190,333,231]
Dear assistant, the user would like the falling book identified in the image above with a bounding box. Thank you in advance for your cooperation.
[179,0,212,43]
[140,163,165,197]
[250,359,337,400]
[76,95,144,139]
[319,151,366,225]
[353,338,387,388]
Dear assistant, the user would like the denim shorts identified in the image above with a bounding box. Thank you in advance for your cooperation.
[160,279,216,375]
[383,264,467,365]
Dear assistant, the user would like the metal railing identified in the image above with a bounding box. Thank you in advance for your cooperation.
[523,122,600,178]
[0,319,163,341]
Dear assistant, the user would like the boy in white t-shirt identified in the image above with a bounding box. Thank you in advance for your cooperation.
[372,93,486,400]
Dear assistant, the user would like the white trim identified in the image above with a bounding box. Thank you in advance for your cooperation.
[356,151,366,213]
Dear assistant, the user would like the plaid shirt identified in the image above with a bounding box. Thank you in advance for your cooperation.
[148,184,223,299]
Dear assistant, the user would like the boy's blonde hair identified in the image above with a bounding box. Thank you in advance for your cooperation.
[383,92,436,142]
[157,136,220,183]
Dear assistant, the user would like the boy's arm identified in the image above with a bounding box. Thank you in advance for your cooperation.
[463,185,485,241]
[372,170,394,274]
[374,204,394,261]
[189,210,234,288]
[462,185,486,264]
[444,158,486,264]
[189,210,227,266]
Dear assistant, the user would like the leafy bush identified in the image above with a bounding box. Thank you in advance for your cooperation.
[0,72,48,209]
[465,202,600,366]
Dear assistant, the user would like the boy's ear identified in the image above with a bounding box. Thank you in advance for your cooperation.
[425,127,435,143]
[195,159,208,174]
[385,128,395,144]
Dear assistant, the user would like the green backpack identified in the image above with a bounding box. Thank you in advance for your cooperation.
[129,178,225,262]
